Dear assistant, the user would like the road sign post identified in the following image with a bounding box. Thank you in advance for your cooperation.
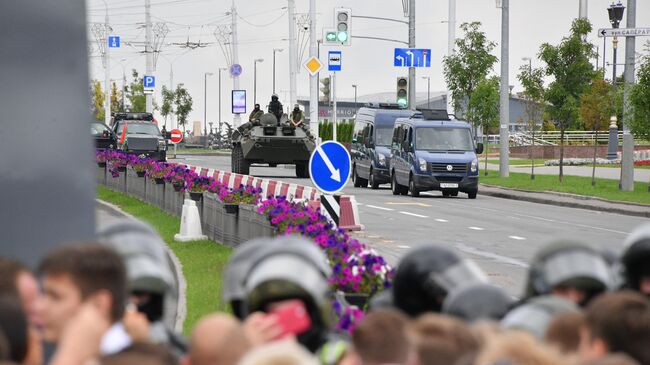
[170,128,182,157]
[328,51,341,142]
[309,141,351,194]
[393,48,431,67]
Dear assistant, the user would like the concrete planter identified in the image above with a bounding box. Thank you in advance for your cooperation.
[106,170,125,192]
[97,166,107,186]
[145,178,165,210]
[202,193,220,242]
[126,169,146,201]
[164,183,184,217]
[240,204,275,240]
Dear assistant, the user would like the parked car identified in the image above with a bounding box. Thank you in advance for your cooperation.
[111,112,167,161]
[389,110,483,199]
[351,104,417,189]
[91,121,117,150]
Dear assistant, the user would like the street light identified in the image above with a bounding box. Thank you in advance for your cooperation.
[253,58,264,104]
[272,48,283,94]
[118,58,127,112]
[352,84,358,113]
[204,72,213,139]
[421,76,431,108]
[607,1,625,86]
[522,56,535,180]
[218,67,227,133]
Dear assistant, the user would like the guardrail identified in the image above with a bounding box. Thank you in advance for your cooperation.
[486,131,625,146]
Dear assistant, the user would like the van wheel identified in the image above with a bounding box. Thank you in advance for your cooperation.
[295,163,309,178]
[391,173,400,195]
[409,176,420,197]
[369,168,379,189]
[468,190,478,199]
[353,165,367,188]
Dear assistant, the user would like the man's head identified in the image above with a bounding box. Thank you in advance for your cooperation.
[254,104,260,111]
[0,259,39,326]
[37,243,127,342]
[580,291,650,364]
[622,224,650,296]
[352,309,415,365]
[271,94,278,101]
[184,314,250,365]
[101,342,177,365]
[293,104,299,110]
[409,313,479,365]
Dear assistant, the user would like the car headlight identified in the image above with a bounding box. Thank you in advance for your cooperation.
[377,154,386,166]
[471,158,478,173]
[158,140,167,150]
[419,158,427,172]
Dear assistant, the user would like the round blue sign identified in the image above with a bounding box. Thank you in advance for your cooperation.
[229,64,242,77]
[309,141,351,194]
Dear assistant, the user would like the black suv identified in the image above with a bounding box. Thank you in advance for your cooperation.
[111,112,167,161]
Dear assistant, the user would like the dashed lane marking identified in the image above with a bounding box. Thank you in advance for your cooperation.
[397,245,411,249]
[509,235,526,240]
[386,202,432,207]
[468,226,484,231]
[365,205,394,211]
[399,211,428,218]
[435,218,449,223]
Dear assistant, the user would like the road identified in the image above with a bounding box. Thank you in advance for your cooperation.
[171,155,648,297]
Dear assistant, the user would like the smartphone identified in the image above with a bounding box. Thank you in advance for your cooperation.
[268,299,312,336]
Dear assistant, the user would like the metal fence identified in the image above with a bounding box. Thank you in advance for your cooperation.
[485,131,625,146]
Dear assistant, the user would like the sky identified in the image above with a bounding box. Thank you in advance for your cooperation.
[86,0,650,129]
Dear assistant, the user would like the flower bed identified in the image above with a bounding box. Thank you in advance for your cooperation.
[95,149,391,331]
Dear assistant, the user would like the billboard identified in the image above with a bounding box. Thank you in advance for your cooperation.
[232,90,246,114]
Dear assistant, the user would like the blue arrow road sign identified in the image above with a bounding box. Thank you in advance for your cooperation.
[394,48,431,67]
[309,141,351,194]
[143,76,155,88]
[328,51,342,72]
[108,36,120,48]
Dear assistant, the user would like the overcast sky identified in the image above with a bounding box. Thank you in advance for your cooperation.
[86,0,650,129]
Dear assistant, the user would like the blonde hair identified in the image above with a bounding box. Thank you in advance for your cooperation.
[237,340,319,365]
[475,330,575,365]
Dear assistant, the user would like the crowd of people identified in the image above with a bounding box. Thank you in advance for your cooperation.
[2,219,650,365]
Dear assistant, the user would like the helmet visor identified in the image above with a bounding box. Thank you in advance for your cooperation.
[542,251,612,290]
[429,259,487,292]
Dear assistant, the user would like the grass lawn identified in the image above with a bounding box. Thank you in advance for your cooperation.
[486,159,548,166]
[479,171,650,205]
[97,186,232,335]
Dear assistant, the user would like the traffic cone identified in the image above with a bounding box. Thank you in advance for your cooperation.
[174,199,207,241]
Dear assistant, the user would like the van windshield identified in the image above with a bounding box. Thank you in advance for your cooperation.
[415,127,474,151]
[117,123,161,136]
[376,127,394,146]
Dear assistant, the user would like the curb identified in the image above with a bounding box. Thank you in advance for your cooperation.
[95,199,188,332]
[478,184,650,218]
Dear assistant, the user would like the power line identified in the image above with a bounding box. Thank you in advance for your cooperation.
[237,10,287,28]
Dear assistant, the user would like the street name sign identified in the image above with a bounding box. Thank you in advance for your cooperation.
[328,51,342,72]
[394,48,431,67]
[309,141,351,194]
[598,28,650,37]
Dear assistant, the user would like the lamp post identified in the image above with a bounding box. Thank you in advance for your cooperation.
[606,1,625,160]
[522,57,535,180]
[421,76,431,108]
[272,48,283,94]
[352,84,358,114]
[218,67,227,133]
[118,58,127,112]
[254,58,264,104]
[204,72,213,139]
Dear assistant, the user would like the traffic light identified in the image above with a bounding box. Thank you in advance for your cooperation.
[320,77,331,102]
[334,8,351,45]
[396,77,408,108]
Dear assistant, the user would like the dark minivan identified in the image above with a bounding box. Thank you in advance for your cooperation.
[351,104,416,189]
[390,111,483,199]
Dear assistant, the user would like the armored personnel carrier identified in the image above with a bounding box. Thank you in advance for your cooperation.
[231,113,315,178]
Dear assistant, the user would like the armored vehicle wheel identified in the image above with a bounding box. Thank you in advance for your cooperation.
[295,163,309,178]
[232,145,250,175]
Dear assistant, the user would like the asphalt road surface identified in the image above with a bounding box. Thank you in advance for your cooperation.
[171,155,648,297]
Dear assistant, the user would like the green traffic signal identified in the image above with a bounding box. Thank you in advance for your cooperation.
[326,32,337,42]
[337,31,348,43]
[397,98,407,107]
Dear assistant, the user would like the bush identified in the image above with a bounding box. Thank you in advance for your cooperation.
[319,121,354,143]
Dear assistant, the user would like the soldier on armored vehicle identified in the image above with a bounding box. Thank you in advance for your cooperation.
[268,94,284,124]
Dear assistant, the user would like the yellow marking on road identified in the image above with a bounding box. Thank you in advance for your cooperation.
[385,202,432,207]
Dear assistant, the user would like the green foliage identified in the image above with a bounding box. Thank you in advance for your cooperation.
[161,85,175,126]
[517,63,546,134]
[467,76,500,134]
[443,22,498,116]
[539,18,596,181]
[580,72,612,132]
[110,82,122,113]
[126,70,146,112]
[91,80,105,121]
[319,120,354,143]
[629,53,650,140]
[174,84,193,131]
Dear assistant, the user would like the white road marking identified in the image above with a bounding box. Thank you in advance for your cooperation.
[435,218,449,223]
[399,211,428,218]
[365,205,394,211]
[397,245,411,249]
[468,226,484,231]
[509,235,526,240]
[456,243,530,268]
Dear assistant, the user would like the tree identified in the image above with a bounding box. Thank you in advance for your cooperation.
[91,80,105,121]
[629,53,650,141]
[443,22,498,117]
[467,76,500,175]
[174,84,193,132]
[161,85,175,128]
[517,63,546,177]
[126,70,146,112]
[110,82,122,113]
[539,18,595,182]
[580,72,612,186]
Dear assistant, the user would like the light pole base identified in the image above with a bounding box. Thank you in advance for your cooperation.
[606,126,619,160]
[620,133,635,192]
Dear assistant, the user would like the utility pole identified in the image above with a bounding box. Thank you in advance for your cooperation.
[352,84,358,113]
[218,67,227,133]
[120,58,126,112]
[104,4,111,126]
[204,72,212,138]
[170,66,175,128]
[447,0,456,114]
[621,0,636,191]
[422,76,430,108]
[145,0,153,113]
[309,0,318,139]
[332,74,337,142]
[408,0,416,110]
[579,0,588,18]
[288,0,297,111]
[231,0,241,126]
[499,0,510,177]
